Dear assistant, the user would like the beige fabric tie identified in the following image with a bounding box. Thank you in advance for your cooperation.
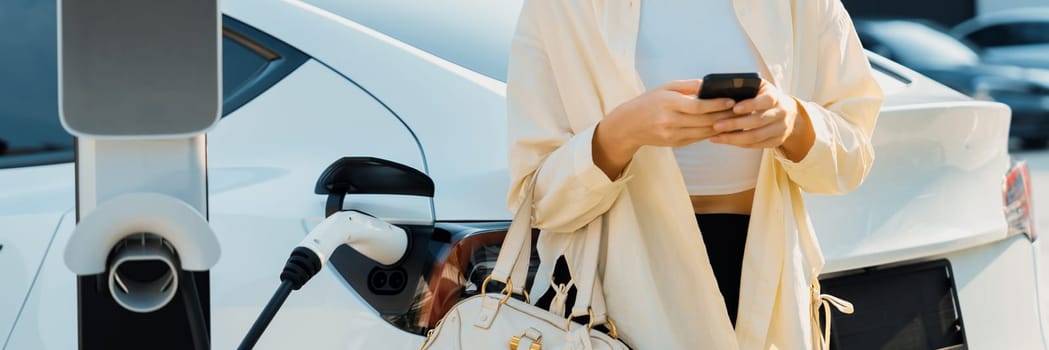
[811,281,854,350]
[549,280,573,318]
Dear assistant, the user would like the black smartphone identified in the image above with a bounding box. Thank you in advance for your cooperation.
[698,73,762,102]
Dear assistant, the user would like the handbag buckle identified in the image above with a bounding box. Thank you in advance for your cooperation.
[481,275,530,304]
[564,308,620,339]
[509,329,543,350]
[605,317,620,340]
[565,307,597,330]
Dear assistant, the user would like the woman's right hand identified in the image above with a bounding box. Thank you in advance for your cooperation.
[592,79,738,179]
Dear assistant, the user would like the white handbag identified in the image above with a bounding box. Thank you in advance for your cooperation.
[419,177,628,350]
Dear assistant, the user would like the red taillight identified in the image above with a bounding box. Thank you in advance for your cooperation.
[424,230,509,328]
[1003,160,1036,241]
[377,227,537,334]
[426,230,538,326]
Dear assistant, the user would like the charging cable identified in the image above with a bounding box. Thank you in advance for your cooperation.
[180,270,210,350]
[237,211,409,349]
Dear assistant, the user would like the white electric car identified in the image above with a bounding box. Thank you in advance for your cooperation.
[0,0,1041,349]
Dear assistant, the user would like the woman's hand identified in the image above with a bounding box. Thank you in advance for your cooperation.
[606,79,738,149]
[592,79,738,179]
[709,80,815,162]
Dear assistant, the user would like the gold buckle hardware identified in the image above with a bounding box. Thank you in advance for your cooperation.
[418,329,435,350]
[563,308,619,339]
[480,275,529,304]
[564,307,597,330]
[605,317,620,340]
[509,332,542,350]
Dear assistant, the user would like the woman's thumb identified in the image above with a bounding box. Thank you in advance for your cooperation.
[663,79,702,95]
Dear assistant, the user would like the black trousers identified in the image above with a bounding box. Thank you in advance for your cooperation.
[536,213,751,327]
[696,213,750,326]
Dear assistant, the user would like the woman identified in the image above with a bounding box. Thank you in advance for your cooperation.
[506,0,882,349]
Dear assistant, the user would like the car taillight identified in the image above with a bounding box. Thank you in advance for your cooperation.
[425,229,537,325]
[378,224,538,334]
[1004,160,1036,241]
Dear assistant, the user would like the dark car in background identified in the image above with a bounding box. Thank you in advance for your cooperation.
[951,8,1049,71]
[855,19,1049,148]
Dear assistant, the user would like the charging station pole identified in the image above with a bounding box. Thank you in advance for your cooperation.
[58,0,221,348]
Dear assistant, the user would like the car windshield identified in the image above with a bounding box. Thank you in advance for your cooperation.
[0,1,75,169]
[864,21,981,68]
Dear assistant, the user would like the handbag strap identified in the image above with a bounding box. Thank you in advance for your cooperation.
[489,174,538,287]
[491,172,609,325]
[570,216,604,324]
[508,218,609,325]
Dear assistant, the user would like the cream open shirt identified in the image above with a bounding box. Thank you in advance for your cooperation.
[505,0,884,349]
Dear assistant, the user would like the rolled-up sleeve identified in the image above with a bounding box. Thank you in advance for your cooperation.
[774,0,884,195]
[505,9,635,233]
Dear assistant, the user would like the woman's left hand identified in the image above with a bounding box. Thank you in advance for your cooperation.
[709,80,813,153]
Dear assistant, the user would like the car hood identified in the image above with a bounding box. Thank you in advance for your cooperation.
[0,163,74,343]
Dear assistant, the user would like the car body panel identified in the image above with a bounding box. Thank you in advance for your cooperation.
[222,0,512,222]
[0,163,73,347]
[206,60,431,223]
[932,236,1047,349]
[809,101,1012,272]
[1035,235,1049,346]
[0,164,73,217]
[299,0,524,83]
[0,213,66,347]
[865,54,972,106]
[1,212,75,350]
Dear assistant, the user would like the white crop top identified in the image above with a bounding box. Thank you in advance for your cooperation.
[635,0,764,195]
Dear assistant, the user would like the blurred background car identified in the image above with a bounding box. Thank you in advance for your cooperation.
[950,8,1049,70]
[855,19,1049,149]
[842,0,1040,28]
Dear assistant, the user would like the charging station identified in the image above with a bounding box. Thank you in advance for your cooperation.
[58,0,221,348]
